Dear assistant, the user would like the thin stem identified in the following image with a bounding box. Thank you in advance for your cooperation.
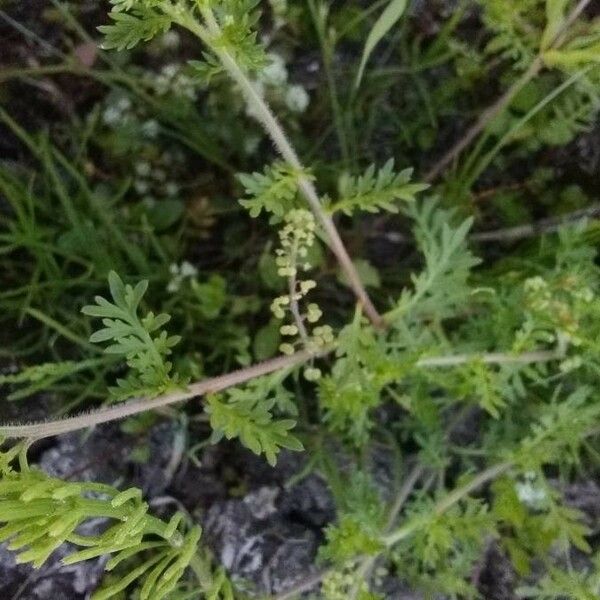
[307,0,351,164]
[424,0,593,182]
[382,461,512,547]
[424,57,543,182]
[472,203,600,242]
[271,569,331,600]
[0,350,317,439]
[415,348,564,368]
[385,463,427,530]
[349,462,426,599]
[463,65,595,189]
[182,7,384,328]
[0,346,563,449]
[288,242,310,344]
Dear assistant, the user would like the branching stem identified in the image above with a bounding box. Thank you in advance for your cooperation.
[0,351,316,440]
[180,6,384,328]
[382,461,513,547]
[288,242,310,344]
[0,347,563,440]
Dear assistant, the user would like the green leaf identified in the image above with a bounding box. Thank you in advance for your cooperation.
[390,198,480,323]
[541,0,570,49]
[354,0,408,90]
[337,259,381,289]
[253,319,281,360]
[82,272,183,400]
[329,160,428,216]
[205,375,303,465]
[237,162,306,218]
[0,443,200,600]
[99,9,172,51]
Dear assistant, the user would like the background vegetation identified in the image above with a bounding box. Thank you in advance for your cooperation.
[0,0,599,598]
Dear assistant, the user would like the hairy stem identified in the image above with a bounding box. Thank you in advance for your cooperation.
[0,351,315,440]
[0,347,563,440]
[472,203,600,242]
[182,7,384,328]
[415,348,563,368]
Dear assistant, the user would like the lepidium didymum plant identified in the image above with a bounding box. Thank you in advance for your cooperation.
[1,1,600,598]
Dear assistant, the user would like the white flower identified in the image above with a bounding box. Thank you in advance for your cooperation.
[261,53,288,86]
[285,85,310,113]
[102,106,122,125]
[180,261,198,278]
[117,97,132,111]
[134,180,150,194]
[141,119,159,138]
[160,31,181,49]
[135,162,151,177]
[167,261,197,293]
[165,182,179,197]
[515,474,547,509]
[244,135,261,155]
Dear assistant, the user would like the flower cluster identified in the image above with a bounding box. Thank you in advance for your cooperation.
[134,155,181,199]
[248,52,310,116]
[270,210,333,380]
[151,64,197,99]
[515,472,548,509]
[523,274,594,346]
[167,261,198,293]
[102,95,134,126]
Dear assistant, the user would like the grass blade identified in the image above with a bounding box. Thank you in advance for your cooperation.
[354,0,408,91]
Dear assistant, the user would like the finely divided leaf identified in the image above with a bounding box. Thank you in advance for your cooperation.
[82,271,183,400]
[330,159,428,216]
[237,162,306,218]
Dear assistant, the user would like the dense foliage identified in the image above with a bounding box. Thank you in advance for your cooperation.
[1,0,599,598]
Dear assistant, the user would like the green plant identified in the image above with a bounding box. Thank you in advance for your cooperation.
[1,1,600,599]
[0,441,201,600]
[82,270,184,400]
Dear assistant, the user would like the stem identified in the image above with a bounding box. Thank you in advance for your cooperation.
[424,57,543,182]
[0,347,563,445]
[472,203,600,242]
[0,350,316,439]
[463,65,595,189]
[349,462,426,599]
[385,463,427,530]
[183,8,384,329]
[424,0,593,182]
[288,242,310,344]
[271,569,331,600]
[307,0,351,164]
[415,348,564,368]
[382,461,512,547]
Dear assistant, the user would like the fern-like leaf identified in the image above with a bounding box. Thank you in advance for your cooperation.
[391,198,480,322]
[213,0,267,72]
[237,161,307,218]
[99,0,173,51]
[0,360,102,401]
[205,376,303,465]
[82,271,183,400]
[0,441,201,600]
[329,159,428,216]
